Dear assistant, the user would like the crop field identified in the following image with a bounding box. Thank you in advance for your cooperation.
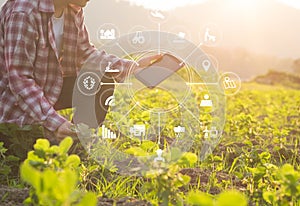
[0,80,299,206]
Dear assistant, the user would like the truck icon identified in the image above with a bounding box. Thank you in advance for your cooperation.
[130,125,146,137]
[174,126,185,133]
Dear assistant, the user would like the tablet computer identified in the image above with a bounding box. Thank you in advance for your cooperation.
[134,53,184,88]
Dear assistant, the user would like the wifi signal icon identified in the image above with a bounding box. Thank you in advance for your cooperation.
[105,95,116,106]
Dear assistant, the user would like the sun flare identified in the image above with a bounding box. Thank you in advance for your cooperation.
[276,0,300,9]
[120,0,208,11]
[121,0,300,11]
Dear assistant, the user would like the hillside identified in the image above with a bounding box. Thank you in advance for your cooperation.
[253,70,300,89]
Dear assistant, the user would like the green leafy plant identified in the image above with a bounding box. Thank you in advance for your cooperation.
[20,137,97,206]
[144,149,197,206]
[34,82,299,206]
[263,164,300,206]
[186,190,248,206]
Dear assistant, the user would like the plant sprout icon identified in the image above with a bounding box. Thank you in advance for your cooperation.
[83,76,96,90]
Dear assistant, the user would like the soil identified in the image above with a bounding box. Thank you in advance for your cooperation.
[0,185,28,206]
[0,185,151,206]
[180,168,247,194]
[0,168,246,205]
[97,197,151,206]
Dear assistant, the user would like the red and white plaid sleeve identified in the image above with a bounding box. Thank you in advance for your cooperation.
[75,9,134,74]
[4,12,67,132]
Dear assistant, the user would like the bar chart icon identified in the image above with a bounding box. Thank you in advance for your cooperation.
[101,125,117,139]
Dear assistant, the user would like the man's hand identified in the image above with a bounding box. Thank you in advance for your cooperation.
[54,121,77,141]
[113,54,163,82]
[134,54,163,72]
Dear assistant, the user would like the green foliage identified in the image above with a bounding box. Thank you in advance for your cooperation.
[0,141,19,184]
[0,123,44,159]
[124,140,159,156]
[186,190,214,206]
[5,83,297,206]
[263,164,300,205]
[186,190,247,206]
[144,150,197,206]
[20,137,97,206]
[216,190,248,206]
[80,158,144,199]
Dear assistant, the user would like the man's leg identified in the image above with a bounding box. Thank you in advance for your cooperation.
[54,76,77,110]
[56,75,115,128]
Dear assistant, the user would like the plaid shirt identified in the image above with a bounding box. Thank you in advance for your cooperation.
[0,0,131,132]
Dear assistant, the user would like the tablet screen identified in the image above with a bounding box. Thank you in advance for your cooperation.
[134,54,184,88]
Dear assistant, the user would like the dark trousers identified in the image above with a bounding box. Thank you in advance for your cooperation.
[54,75,114,127]
[0,75,115,158]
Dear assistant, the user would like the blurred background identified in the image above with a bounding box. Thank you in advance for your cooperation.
[1,0,300,80]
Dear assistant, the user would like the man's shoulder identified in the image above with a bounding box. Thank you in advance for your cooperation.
[10,0,39,14]
[68,4,82,13]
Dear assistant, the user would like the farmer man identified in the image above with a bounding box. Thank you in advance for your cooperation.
[0,0,159,146]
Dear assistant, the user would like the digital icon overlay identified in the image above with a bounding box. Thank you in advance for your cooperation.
[73,30,239,176]
[219,72,242,95]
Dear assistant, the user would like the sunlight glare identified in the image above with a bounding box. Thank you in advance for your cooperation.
[119,0,208,11]
[276,0,300,9]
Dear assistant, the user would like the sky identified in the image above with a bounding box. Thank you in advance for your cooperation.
[1,0,299,11]
[84,0,300,59]
[120,0,300,11]
[118,0,209,11]
[0,0,300,59]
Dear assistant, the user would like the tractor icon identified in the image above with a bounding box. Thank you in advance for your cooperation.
[132,31,145,45]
